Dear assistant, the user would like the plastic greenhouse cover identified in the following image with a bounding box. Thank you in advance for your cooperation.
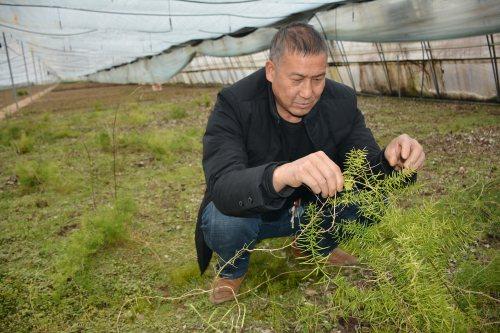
[1,0,499,86]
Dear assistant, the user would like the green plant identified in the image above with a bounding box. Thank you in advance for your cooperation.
[96,131,112,152]
[16,89,29,97]
[167,105,187,120]
[194,94,212,108]
[55,198,137,285]
[295,149,415,276]
[11,131,34,154]
[15,159,57,191]
[93,101,104,112]
[167,263,202,288]
[0,125,21,146]
[119,127,201,161]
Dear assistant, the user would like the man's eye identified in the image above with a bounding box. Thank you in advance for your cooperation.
[314,77,324,81]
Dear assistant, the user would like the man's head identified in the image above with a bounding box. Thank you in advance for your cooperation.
[266,22,328,123]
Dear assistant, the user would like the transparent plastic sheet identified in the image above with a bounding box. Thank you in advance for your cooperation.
[1,0,499,86]
[89,0,500,84]
[0,0,337,85]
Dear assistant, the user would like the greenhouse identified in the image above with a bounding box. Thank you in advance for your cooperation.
[1,0,499,332]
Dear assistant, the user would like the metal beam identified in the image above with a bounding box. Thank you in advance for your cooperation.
[423,41,441,98]
[375,43,393,94]
[396,55,401,98]
[31,50,39,84]
[202,55,217,84]
[486,34,500,102]
[38,60,43,83]
[336,41,356,89]
[21,41,33,101]
[2,32,18,113]
[420,41,425,98]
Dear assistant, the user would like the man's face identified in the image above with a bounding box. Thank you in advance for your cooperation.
[265,51,327,122]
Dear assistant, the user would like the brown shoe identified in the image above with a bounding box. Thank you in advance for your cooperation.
[327,248,358,266]
[291,239,306,258]
[209,276,245,305]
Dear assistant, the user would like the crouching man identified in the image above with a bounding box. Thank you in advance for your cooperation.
[195,22,425,304]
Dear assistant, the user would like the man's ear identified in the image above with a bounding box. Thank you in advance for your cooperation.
[265,60,276,83]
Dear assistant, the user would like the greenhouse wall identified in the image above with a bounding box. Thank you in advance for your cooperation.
[168,34,500,102]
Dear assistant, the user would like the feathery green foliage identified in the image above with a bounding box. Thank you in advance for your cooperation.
[11,131,34,154]
[327,182,498,332]
[14,159,58,191]
[55,198,137,286]
[295,149,415,273]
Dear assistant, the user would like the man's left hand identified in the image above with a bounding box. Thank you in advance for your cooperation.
[384,134,425,171]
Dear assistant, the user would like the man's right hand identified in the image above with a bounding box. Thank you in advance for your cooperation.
[272,151,344,198]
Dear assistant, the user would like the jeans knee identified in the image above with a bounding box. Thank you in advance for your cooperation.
[201,202,261,255]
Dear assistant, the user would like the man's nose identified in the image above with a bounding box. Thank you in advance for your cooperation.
[299,79,313,99]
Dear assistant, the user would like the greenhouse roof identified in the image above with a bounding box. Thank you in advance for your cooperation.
[1,0,499,83]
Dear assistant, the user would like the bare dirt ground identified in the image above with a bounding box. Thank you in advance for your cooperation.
[0,84,54,109]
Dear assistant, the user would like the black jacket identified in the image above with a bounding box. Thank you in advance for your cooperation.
[195,68,394,274]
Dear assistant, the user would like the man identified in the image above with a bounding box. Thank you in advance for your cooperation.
[195,22,425,304]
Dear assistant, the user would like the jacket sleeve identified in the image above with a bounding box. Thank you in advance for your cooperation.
[203,93,292,216]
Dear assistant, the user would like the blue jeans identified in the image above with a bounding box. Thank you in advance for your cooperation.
[200,201,362,279]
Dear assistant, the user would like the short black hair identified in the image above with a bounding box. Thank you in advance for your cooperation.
[269,22,327,62]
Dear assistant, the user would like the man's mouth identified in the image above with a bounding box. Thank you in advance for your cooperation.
[295,102,311,109]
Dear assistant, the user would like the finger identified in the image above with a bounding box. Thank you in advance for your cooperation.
[403,142,421,169]
[334,165,344,193]
[298,168,322,195]
[385,142,400,166]
[315,152,343,195]
[306,163,332,198]
[314,159,338,197]
[413,151,426,170]
[298,161,329,198]
[400,139,411,160]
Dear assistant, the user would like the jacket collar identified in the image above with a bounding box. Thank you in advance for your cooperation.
[266,82,281,124]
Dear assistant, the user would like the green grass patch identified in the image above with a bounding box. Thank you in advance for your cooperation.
[119,127,201,161]
[55,198,137,286]
[11,131,34,154]
[15,159,58,192]
[0,85,497,332]
[167,105,188,120]
[16,89,29,97]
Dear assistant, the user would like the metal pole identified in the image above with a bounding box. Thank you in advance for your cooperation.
[2,32,19,113]
[196,57,209,85]
[337,40,356,89]
[226,57,238,83]
[21,41,33,101]
[202,55,217,84]
[314,13,346,85]
[376,43,393,95]
[38,60,43,83]
[31,50,39,84]
[212,57,226,84]
[486,34,500,102]
[38,60,45,82]
[420,41,425,98]
[247,54,257,71]
[424,41,441,98]
[223,57,236,83]
[397,55,401,98]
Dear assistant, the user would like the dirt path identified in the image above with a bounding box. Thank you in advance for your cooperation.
[0,84,58,120]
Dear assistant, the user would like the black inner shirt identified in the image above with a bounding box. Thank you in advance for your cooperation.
[280,118,315,202]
